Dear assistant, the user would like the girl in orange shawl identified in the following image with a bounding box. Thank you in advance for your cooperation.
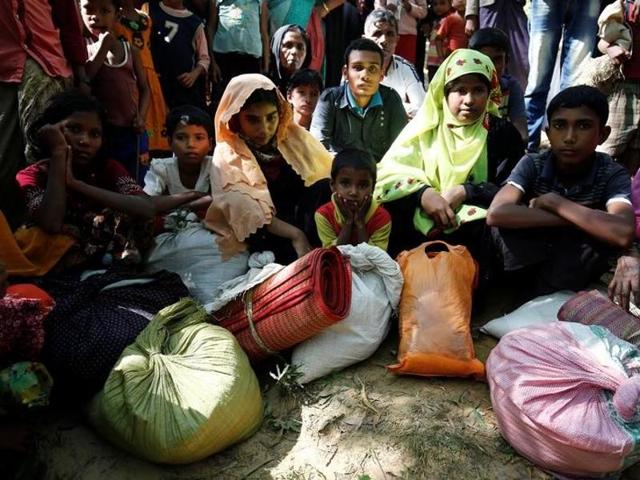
[205,74,332,263]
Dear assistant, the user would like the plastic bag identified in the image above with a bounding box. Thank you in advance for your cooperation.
[292,244,403,383]
[88,299,263,464]
[480,291,574,338]
[389,241,484,378]
[146,216,248,304]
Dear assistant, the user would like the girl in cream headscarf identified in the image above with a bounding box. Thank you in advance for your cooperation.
[375,48,524,263]
[205,74,332,263]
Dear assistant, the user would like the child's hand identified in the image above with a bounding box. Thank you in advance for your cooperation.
[336,194,357,223]
[355,194,371,227]
[529,192,563,212]
[607,45,631,65]
[385,2,398,13]
[210,60,222,84]
[291,229,312,258]
[38,123,68,152]
[64,147,81,190]
[421,188,457,228]
[133,112,146,134]
[465,17,477,37]
[178,70,200,88]
[98,31,117,51]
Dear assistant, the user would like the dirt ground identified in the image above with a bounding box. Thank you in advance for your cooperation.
[19,276,640,480]
[30,333,545,480]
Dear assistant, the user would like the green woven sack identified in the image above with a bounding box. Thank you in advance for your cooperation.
[88,299,263,464]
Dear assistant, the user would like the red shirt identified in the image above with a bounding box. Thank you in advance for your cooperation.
[436,9,467,53]
[0,0,86,82]
[16,158,143,220]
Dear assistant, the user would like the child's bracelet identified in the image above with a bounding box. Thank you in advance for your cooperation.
[322,2,330,14]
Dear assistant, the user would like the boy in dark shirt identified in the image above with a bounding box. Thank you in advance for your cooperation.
[310,38,407,163]
[487,85,635,295]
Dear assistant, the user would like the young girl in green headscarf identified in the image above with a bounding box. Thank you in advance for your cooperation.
[375,48,524,267]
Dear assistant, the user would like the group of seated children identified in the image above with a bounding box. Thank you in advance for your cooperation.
[8,38,637,315]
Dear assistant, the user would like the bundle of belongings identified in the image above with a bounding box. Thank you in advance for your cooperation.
[291,243,403,383]
[146,209,249,304]
[89,299,263,464]
[0,284,55,412]
[576,0,633,93]
[481,289,640,341]
[212,248,352,361]
[42,270,189,399]
[487,289,640,477]
[488,321,640,478]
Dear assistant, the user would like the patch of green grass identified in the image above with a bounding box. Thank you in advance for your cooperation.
[275,467,306,480]
[399,427,498,480]
[265,413,302,435]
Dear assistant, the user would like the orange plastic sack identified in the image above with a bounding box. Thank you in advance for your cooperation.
[388,241,485,378]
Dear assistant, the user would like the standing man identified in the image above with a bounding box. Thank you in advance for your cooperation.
[524,0,600,152]
[363,8,425,118]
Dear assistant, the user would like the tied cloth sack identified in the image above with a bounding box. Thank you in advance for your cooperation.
[214,248,352,361]
[389,241,485,378]
[43,270,189,400]
[291,244,403,384]
[1,285,54,364]
[146,210,249,304]
[88,299,263,464]
[487,321,640,478]
[558,289,640,346]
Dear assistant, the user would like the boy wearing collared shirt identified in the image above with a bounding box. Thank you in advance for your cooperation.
[487,86,635,296]
[310,38,407,163]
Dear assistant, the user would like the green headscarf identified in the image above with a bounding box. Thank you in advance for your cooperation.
[374,49,502,235]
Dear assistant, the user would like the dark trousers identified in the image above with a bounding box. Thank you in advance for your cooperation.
[491,226,613,298]
[211,52,262,111]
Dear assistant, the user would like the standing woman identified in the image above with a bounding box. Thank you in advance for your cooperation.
[269,1,347,72]
[269,24,312,94]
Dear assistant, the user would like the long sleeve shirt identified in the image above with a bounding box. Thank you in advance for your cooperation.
[310,83,408,163]
[0,0,87,82]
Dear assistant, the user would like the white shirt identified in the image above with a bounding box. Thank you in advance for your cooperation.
[381,54,426,118]
[143,156,211,195]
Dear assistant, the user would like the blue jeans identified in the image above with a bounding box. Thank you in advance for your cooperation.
[525,0,599,151]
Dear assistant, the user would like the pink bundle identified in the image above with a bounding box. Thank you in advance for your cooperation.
[487,321,640,478]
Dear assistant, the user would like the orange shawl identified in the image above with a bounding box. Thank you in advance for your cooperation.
[205,74,332,256]
[0,212,74,277]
